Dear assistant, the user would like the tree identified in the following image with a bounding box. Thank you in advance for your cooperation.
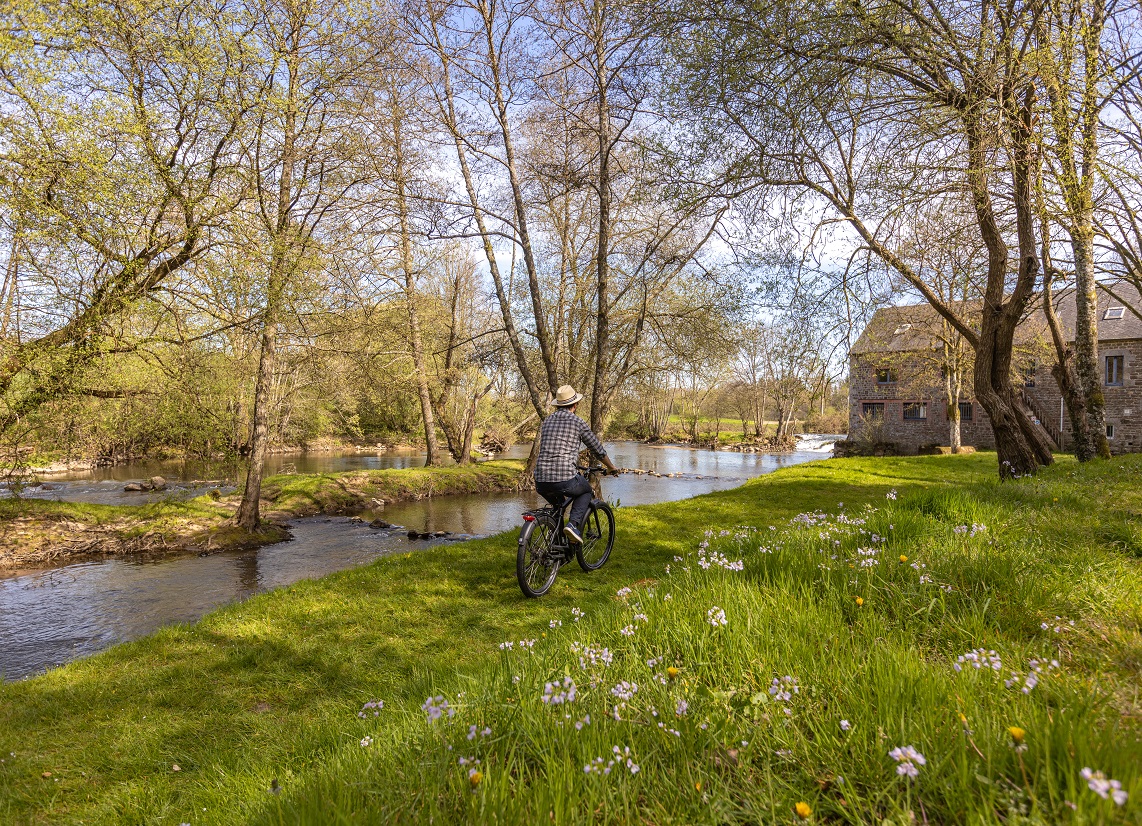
[665,0,1059,476]
[237,0,388,529]
[0,0,253,428]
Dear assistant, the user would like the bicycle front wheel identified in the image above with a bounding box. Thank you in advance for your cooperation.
[518,515,561,597]
[576,500,615,572]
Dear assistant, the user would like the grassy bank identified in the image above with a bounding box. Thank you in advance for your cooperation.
[0,496,290,572]
[0,460,524,571]
[256,459,524,517]
[0,454,1139,824]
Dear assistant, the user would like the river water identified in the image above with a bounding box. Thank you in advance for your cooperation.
[0,440,836,681]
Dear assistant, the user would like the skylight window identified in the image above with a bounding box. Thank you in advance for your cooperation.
[1105,306,1126,320]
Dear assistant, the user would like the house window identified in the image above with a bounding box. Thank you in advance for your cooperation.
[862,402,885,419]
[1105,307,1125,320]
[903,402,927,420]
[1106,355,1124,386]
[1107,424,1115,439]
[875,368,897,384]
[949,401,973,421]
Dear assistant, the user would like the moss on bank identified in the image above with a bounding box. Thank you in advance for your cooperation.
[0,460,525,572]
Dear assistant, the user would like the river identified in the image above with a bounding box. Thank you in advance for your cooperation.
[0,439,837,681]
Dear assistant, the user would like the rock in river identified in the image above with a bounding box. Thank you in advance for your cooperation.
[149,476,167,491]
[124,483,145,492]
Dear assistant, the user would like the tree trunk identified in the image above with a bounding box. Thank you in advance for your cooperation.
[590,34,612,434]
[1043,270,1088,456]
[236,284,282,530]
[237,28,299,531]
[1072,231,1111,458]
[393,107,440,467]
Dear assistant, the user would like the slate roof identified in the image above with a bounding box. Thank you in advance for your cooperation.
[851,281,1142,356]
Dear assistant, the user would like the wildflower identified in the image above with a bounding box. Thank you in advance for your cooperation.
[707,606,727,627]
[422,695,454,722]
[855,597,864,606]
[574,715,591,730]
[769,675,799,715]
[1007,726,1027,752]
[889,745,926,778]
[886,489,897,500]
[468,768,483,788]
[550,619,562,629]
[571,607,583,622]
[541,677,578,705]
[611,681,639,701]
[676,699,689,716]
[898,554,907,563]
[794,801,812,820]
[359,736,373,748]
[498,641,514,650]
[616,587,633,599]
[1081,768,1128,805]
[358,700,384,718]
[954,648,1002,673]
[840,720,851,731]
[666,666,680,680]
[518,639,537,650]
[620,624,636,637]
[633,613,649,624]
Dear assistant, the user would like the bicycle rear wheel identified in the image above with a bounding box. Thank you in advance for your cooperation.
[576,500,615,572]
[518,515,561,597]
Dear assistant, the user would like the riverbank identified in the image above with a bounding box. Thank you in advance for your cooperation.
[257,459,525,518]
[0,461,525,572]
[3,454,1138,823]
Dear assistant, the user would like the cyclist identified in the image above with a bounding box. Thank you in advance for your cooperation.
[535,384,619,545]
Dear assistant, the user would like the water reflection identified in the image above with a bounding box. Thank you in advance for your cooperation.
[0,443,827,681]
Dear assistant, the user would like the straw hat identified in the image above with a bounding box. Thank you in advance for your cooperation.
[550,384,583,407]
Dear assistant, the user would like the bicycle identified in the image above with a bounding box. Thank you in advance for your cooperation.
[516,465,617,598]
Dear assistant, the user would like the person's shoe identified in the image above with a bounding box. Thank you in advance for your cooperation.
[564,524,583,545]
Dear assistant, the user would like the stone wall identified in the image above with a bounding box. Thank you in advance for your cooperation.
[849,344,1142,455]
[1023,338,1142,454]
[847,355,996,454]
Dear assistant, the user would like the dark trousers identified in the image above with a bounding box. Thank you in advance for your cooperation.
[536,475,594,532]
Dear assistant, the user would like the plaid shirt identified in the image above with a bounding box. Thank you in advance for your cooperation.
[535,408,607,483]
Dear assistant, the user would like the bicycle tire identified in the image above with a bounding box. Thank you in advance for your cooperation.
[576,500,615,572]
[518,515,561,597]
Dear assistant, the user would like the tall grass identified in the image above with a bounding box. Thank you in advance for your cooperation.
[263,466,1142,824]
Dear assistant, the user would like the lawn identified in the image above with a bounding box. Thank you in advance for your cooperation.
[0,453,1139,824]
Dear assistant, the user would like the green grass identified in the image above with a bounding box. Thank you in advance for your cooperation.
[0,454,1140,824]
[259,459,524,516]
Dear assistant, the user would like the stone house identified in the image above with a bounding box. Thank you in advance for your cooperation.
[846,283,1142,454]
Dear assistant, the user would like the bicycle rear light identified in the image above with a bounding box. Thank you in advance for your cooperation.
[522,514,536,521]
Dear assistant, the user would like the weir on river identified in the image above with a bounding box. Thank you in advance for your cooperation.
[0,440,837,681]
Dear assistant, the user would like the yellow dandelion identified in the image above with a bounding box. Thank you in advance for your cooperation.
[667,667,680,680]
[1007,726,1025,745]
[695,781,702,791]
[899,554,908,563]
[855,597,864,606]
[469,770,483,788]
[794,801,812,819]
